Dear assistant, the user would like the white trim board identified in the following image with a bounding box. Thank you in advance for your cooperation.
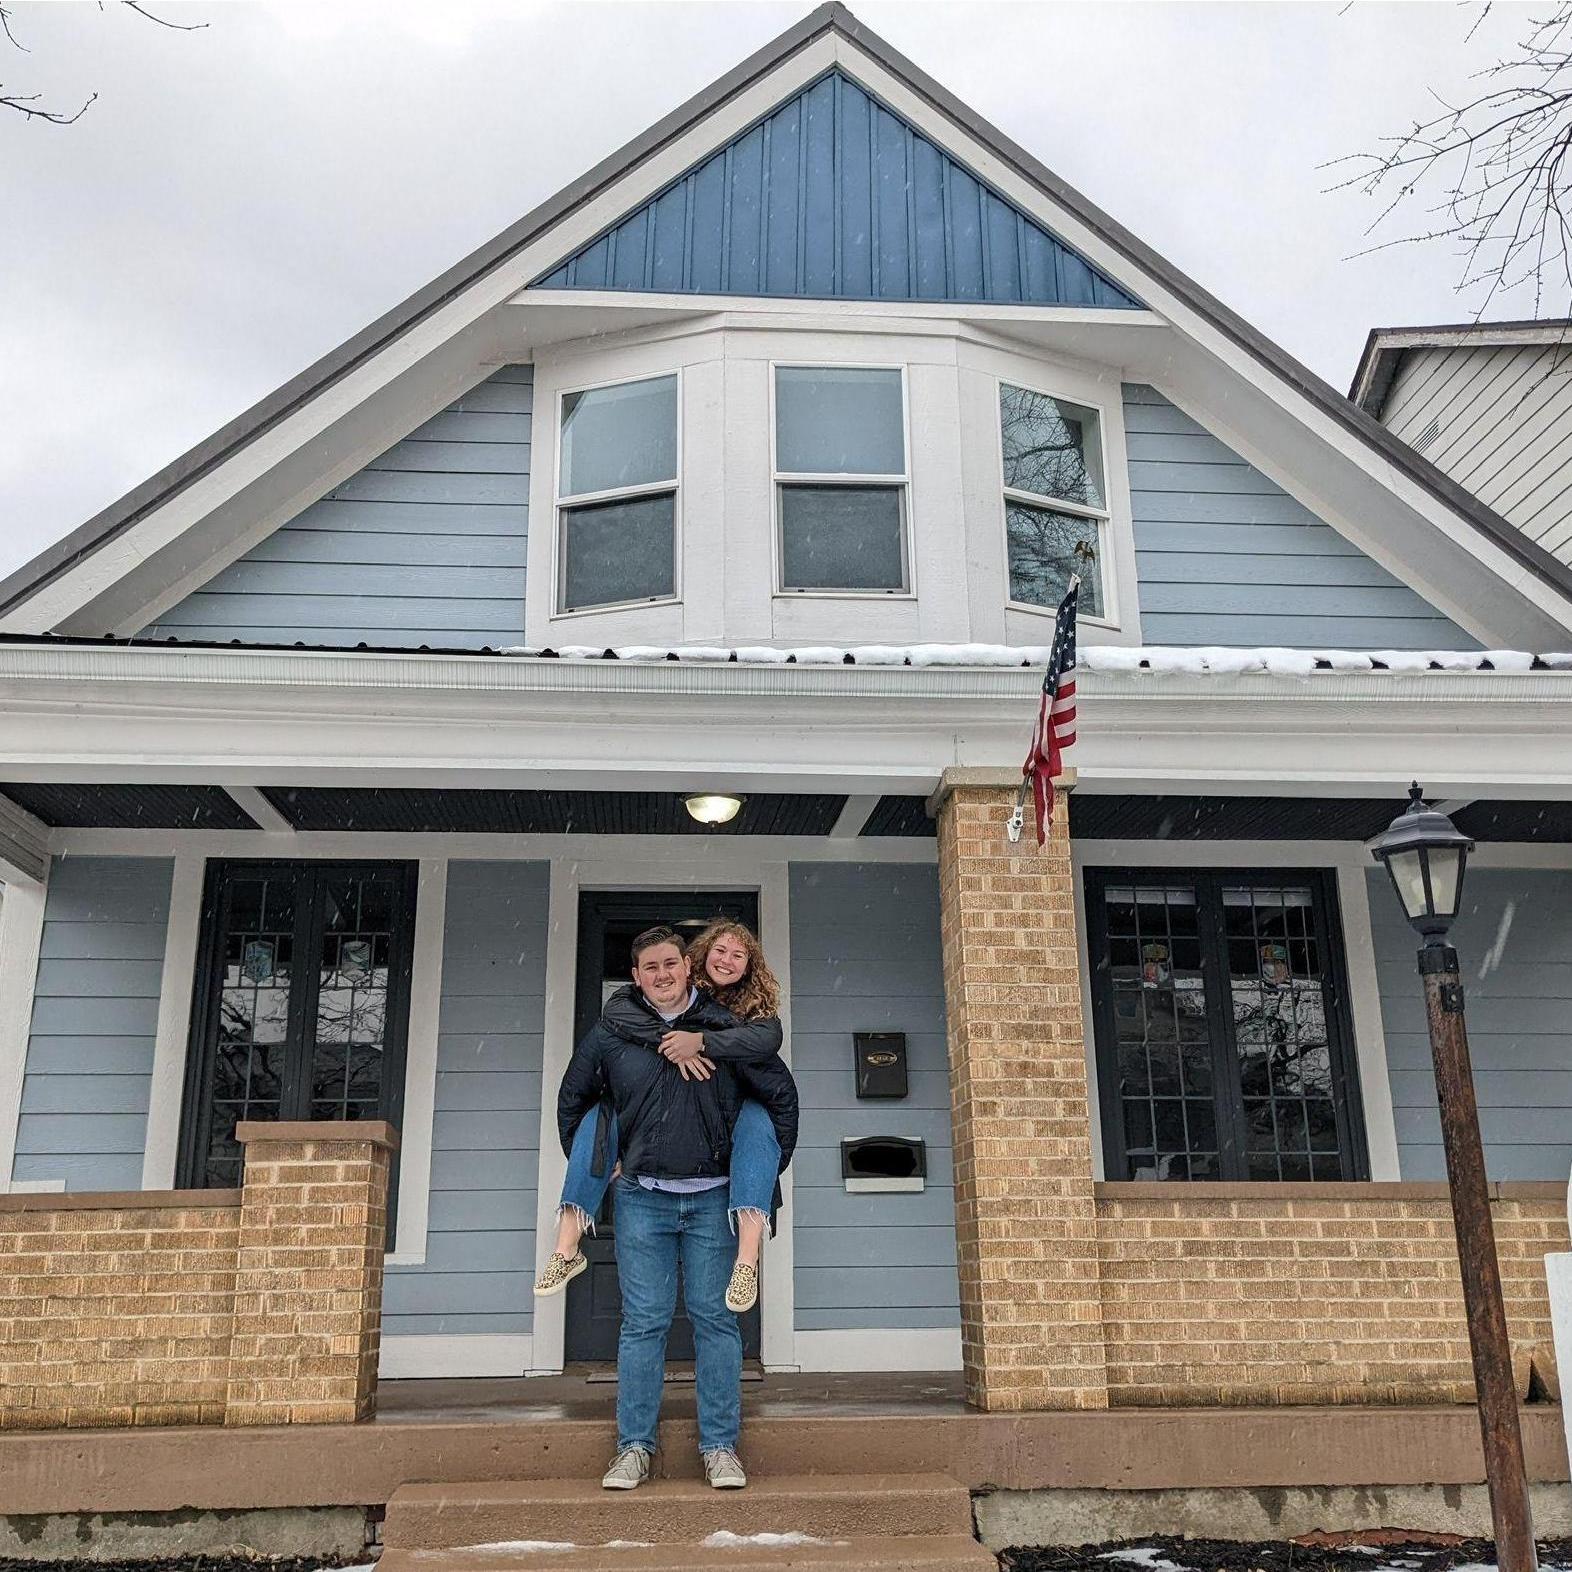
[379,1333,534,1381]
[0,870,48,1190]
[141,854,207,1189]
[790,1327,961,1373]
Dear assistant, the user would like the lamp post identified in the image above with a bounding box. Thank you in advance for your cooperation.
[1370,784,1537,1572]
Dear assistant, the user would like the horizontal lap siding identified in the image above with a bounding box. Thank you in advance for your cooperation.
[1367,866,1572,1180]
[383,861,548,1340]
[141,367,531,649]
[787,863,959,1332]
[12,857,172,1191]
[1384,344,1572,562]
[1125,385,1472,649]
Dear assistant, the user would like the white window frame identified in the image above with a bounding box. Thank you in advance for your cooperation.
[769,360,916,600]
[553,368,683,617]
[996,376,1118,630]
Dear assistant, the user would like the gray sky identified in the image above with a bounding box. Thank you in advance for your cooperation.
[0,1,1554,581]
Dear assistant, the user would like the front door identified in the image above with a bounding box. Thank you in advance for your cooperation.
[177,860,418,1198]
[563,890,764,1365]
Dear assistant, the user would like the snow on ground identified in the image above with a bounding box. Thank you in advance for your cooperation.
[1098,1549,1193,1572]
[702,1529,846,1547]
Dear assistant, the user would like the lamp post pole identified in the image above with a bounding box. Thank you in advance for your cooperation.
[1420,943,1538,1572]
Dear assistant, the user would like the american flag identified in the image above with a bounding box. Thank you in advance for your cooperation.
[1020,577,1078,846]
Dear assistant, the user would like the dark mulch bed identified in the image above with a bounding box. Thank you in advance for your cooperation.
[0,1559,367,1571]
[1002,1537,1572,1572]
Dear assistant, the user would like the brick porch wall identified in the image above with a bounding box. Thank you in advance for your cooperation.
[0,1120,396,1430]
[1096,1183,1567,1405]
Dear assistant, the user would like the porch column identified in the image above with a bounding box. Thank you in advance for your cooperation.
[226,1120,398,1426]
[933,769,1107,1412]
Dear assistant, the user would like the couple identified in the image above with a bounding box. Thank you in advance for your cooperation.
[534,919,799,1492]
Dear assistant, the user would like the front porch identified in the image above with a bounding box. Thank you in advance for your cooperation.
[3,638,1572,1427]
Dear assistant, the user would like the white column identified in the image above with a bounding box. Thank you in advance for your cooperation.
[0,869,49,1190]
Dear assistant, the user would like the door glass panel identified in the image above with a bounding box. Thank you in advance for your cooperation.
[310,870,399,1122]
[1103,883,1219,1181]
[1223,884,1338,1182]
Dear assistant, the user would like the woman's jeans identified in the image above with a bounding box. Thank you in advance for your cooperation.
[560,1098,780,1234]
[612,1177,741,1454]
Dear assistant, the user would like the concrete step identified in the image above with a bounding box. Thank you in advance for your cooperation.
[376,1532,997,1572]
[382,1472,974,1551]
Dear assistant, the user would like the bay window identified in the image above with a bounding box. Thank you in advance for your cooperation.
[556,372,678,612]
[1000,381,1110,617]
[774,365,909,593]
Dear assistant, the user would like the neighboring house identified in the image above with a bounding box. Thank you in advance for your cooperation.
[1353,320,1572,571]
[2,2,1572,1426]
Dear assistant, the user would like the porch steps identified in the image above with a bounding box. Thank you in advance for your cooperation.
[377,1472,994,1571]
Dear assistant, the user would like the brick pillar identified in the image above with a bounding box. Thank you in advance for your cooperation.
[226,1120,398,1426]
[934,770,1107,1412]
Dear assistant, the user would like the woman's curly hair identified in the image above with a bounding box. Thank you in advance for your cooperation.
[685,920,780,1022]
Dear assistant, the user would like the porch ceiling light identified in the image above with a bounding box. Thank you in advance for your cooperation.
[1369,782,1474,943]
[683,792,744,826]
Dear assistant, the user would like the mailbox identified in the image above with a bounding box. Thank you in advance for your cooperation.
[841,1135,926,1193]
[854,1031,908,1099]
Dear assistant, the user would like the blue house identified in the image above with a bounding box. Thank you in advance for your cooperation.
[1,3,1570,1432]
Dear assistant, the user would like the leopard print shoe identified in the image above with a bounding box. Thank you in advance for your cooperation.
[725,1259,758,1313]
[533,1250,587,1298]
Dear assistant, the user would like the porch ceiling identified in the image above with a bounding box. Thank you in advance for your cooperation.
[0,782,259,831]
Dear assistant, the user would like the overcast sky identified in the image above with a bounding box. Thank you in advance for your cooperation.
[0,1,1556,581]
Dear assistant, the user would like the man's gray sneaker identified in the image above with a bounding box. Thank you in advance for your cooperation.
[703,1447,747,1489]
[601,1447,652,1490]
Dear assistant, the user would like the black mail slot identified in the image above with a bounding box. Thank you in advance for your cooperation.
[854,1031,908,1099]
[841,1135,926,1192]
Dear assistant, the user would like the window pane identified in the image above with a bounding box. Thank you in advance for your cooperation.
[560,374,677,497]
[780,485,904,591]
[1000,383,1105,508]
[1006,501,1104,615]
[776,367,904,475]
[561,493,676,610]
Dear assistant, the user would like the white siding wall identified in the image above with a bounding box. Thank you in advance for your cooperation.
[1381,342,1572,563]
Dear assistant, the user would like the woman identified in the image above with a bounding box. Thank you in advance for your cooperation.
[534,920,794,1315]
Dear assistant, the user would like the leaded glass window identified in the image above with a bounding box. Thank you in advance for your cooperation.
[1000,382,1109,617]
[1086,869,1366,1183]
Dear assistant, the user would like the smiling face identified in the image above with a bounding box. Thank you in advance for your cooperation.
[703,929,751,990]
[633,939,691,1013]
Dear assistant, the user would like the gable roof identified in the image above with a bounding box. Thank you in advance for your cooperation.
[532,68,1142,308]
[1351,318,1572,418]
[6,2,1572,639]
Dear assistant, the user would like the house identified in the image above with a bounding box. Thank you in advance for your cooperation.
[1353,319,1572,572]
[3,2,1572,1491]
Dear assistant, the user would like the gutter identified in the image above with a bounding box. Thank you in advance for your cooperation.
[0,642,1569,707]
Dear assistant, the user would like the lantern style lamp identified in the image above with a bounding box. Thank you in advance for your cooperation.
[1368,782,1474,943]
[1369,782,1537,1572]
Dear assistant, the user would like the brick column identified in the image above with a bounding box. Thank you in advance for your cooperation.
[934,769,1107,1412]
[226,1120,398,1426]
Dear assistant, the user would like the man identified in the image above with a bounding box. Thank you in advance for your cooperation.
[555,926,796,1492]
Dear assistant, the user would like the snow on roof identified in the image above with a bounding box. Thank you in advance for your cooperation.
[500,643,1572,675]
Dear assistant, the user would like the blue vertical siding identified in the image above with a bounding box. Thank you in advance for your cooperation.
[141,367,532,650]
[1126,386,1474,648]
[383,861,548,1340]
[787,863,959,1331]
[1367,866,1572,1180]
[12,856,172,1192]
[534,72,1140,309]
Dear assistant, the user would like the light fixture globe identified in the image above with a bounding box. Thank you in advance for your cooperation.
[683,792,744,826]
[1369,782,1474,942]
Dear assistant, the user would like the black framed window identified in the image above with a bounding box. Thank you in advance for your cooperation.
[178,860,418,1191]
[1084,868,1368,1182]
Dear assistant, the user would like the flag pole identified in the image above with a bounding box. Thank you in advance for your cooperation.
[1007,573,1080,845]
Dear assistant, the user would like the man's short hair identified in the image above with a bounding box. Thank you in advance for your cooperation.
[630,925,685,963]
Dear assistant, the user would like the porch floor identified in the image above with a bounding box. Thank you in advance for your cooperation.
[4,1371,1568,1519]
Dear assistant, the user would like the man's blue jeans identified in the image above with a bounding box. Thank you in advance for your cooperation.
[612,1177,742,1455]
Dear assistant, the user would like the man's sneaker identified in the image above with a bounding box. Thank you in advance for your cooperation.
[533,1250,586,1298]
[724,1260,758,1313]
[703,1448,747,1489]
[601,1447,652,1490]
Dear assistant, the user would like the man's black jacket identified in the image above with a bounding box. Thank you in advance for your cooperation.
[556,987,799,1188]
